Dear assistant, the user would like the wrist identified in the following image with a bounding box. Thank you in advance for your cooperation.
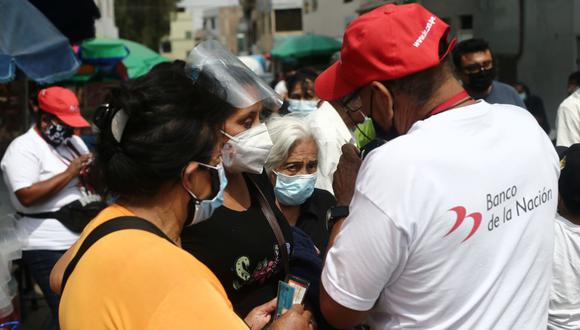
[326,205,349,231]
[64,166,78,179]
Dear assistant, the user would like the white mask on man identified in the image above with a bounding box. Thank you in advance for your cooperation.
[220,123,273,174]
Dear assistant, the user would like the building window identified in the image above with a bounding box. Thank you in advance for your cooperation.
[211,18,216,29]
[185,31,192,39]
[344,0,353,3]
[274,8,302,32]
[161,41,172,53]
[460,15,473,30]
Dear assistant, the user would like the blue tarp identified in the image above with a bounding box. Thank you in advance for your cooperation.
[0,0,79,84]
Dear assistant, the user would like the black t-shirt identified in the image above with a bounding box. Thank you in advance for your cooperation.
[296,189,336,253]
[181,172,293,317]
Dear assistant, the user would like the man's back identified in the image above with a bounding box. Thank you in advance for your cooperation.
[322,101,559,329]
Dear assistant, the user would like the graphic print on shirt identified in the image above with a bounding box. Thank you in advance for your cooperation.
[444,206,482,242]
[232,244,282,290]
[445,184,554,243]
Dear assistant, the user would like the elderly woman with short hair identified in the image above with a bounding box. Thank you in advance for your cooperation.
[265,115,336,252]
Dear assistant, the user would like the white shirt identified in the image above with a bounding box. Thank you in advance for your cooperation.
[322,101,559,329]
[1,127,89,250]
[306,102,354,195]
[274,80,288,99]
[556,89,580,147]
[548,214,580,330]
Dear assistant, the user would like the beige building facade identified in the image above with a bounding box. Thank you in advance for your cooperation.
[201,6,244,54]
[240,0,304,54]
[160,0,238,60]
[302,0,395,39]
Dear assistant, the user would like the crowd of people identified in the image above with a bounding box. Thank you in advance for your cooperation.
[1,3,580,330]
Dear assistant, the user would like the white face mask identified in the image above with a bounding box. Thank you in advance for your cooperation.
[220,123,273,174]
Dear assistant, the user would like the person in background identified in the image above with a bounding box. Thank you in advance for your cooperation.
[1,86,91,329]
[556,71,580,146]
[513,82,550,134]
[274,61,300,99]
[284,69,320,116]
[452,38,525,108]
[314,3,558,329]
[566,71,580,95]
[549,144,580,330]
[51,61,313,330]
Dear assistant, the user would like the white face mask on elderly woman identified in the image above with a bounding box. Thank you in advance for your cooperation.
[220,123,274,174]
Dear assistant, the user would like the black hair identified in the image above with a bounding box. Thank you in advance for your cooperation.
[282,60,300,74]
[452,38,492,69]
[382,37,453,110]
[568,71,580,86]
[285,69,318,99]
[94,60,232,199]
[514,81,530,94]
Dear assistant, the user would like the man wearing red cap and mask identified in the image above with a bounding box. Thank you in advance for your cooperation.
[1,86,92,329]
[316,4,559,329]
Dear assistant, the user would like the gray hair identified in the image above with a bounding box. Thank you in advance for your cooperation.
[265,114,318,174]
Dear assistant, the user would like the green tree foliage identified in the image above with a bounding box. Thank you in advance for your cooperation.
[115,0,179,50]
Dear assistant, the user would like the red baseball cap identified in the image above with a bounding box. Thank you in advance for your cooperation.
[315,3,455,101]
[37,87,90,128]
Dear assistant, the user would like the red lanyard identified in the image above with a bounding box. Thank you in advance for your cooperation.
[429,90,471,117]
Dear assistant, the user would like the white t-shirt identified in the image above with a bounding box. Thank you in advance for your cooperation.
[307,101,354,195]
[556,89,580,147]
[548,214,580,330]
[322,101,559,329]
[1,127,89,250]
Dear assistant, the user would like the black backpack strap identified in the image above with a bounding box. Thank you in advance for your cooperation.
[17,211,59,219]
[61,216,174,292]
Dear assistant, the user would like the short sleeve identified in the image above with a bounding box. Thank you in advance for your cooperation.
[556,102,580,147]
[321,190,409,311]
[147,278,248,329]
[70,136,90,155]
[1,142,41,192]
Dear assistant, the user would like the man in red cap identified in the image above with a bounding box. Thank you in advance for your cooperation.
[316,3,559,329]
[1,86,92,329]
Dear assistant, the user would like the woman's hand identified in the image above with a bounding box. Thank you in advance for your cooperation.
[244,298,277,330]
[270,304,315,330]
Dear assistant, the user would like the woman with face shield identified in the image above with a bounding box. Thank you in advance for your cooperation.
[180,41,296,318]
[50,61,313,329]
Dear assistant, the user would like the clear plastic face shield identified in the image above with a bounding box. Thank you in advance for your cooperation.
[185,40,282,112]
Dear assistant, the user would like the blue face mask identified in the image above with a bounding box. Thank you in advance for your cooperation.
[184,162,228,226]
[287,99,318,114]
[274,171,317,206]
